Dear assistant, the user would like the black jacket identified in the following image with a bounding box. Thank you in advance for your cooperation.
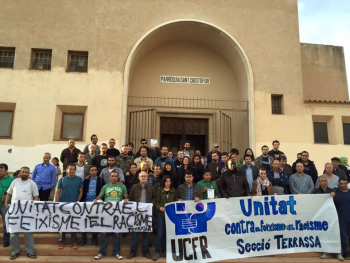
[60,147,81,171]
[81,177,105,202]
[218,169,250,198]
[239,164,259,181]
[267,169,289,194]
[292,159,318,185]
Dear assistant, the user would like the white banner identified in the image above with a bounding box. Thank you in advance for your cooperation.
[6,200,153,233]
[165,195,340,263]
[160,75,210,85]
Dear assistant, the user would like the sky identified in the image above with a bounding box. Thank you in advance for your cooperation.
[298,0,350,96]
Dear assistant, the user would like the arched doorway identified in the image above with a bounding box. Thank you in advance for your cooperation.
[122,20,254,156]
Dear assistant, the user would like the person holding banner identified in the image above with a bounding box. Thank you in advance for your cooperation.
[197,170,220,199]
[336,178,350,260]
[127,171,156,259]
[0,163,14,248]
[153,175,176,261]
[80,165,105,247]
[5,166,39,260]
[175,170,202,201]
[93,171,128,260]
[289,162,315,194]
[252,167,274,196]
[55,163,83,249]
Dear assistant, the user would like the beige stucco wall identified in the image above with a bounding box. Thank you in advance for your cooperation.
[0,0,349,173]
[301,43,349,101]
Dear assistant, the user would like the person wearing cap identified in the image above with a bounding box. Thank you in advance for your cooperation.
[218,159,250,198]
[330,157,346,180]
[206,143,222,164]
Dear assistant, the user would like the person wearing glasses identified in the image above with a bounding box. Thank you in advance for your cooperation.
[292,151,318,185]
[135,139,158,161]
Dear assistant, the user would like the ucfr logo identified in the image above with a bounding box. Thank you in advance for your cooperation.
[166,202,216,261]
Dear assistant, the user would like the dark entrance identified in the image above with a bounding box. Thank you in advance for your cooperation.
[160,118,208,157]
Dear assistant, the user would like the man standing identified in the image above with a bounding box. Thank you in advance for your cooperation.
[116,145,134,174]
[55,164,83,249]
[100,156,125,184]
[206,143,222,164]
[292,151,318,185]
[106,138,120,157]
[80,165,105,247]
[331,157,346,180]
[147,165,162,190]
[197,171,220,199]
[316,163,339,190]
[5,167,39,260]
[83,134,100,155]
[31,152,56,201]
[267,159,289,195]
[336,178,350,260]
[85,144,97,166]
[0,163,14,247]
[127,142,137,159]
[174,150,184,171]
[206,152,220,181]
[134,146,153,169]
[127,171,156,259]
[239,155,259,193]
[256,145,274,171]
[268,140,284,160]
[289,163,314,194]
[135,139,157,161]
[75,152,90,181]
[218,160,250,198]
[60,139,81,177]
[154,146,175,170]
[91,143,109,176]
[280,156,293,177]
[182,141,194,159]
[176,170,202,201]
[218,152,230,175]
[93,171,128,260]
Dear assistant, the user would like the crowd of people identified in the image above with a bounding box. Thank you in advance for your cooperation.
[1,134,350,261]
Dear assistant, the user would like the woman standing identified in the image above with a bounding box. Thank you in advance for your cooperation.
[190,154,205,183]
[174,156,191,189]
[242,148,256,166]
[152,176,176,261]
[251,167,274,196]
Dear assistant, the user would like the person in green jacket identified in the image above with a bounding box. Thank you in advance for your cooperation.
[197,170,220,199]
[152,175,176,261]
[0,163,14,247]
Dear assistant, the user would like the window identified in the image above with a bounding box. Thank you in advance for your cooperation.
[344,123,350,144]
[313,122,329,143]
[61,113,84,140]
[31,49,52,70]
[0,47,15,68]
[68,51,88,72]
[271,95,283,114]
[0,111,14,138]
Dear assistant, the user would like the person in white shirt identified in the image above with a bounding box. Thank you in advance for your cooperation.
[5,166,39,260]
[75,152,90,181]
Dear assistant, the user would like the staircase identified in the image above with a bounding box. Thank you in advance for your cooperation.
[0,220,340,262]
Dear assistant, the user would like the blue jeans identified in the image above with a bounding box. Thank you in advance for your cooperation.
[155,214,166,254]
[0,204,9,244]
[99,233,121,256]
[130,232,150,255]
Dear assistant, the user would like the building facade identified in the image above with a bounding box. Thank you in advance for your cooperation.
[0,0,349,172]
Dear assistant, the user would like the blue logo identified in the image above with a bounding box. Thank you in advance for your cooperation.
[166,202,216,235]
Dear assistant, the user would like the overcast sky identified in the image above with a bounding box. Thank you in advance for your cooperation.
[298,0,350,96]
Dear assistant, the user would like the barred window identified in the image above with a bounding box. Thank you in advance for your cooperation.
[68,51,88,72]
[313,122,329,144]
[271,95,283,114]
[32,49,52,70]
[0,47,15,69]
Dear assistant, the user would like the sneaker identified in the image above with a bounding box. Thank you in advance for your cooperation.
[344,256,350,260]
[92,241,98,247]
[72,243,78,249]
[160,252,166,257]
[10,253,19,260]
[337,254,345,261]
[79,240,86,247]
[58,243,64,249]
[115,254,123,260]
[152,253,160,261]
[320,253,332,259]
[94,254,103,260]
[27,253,37,259]
[3,242,10,247]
